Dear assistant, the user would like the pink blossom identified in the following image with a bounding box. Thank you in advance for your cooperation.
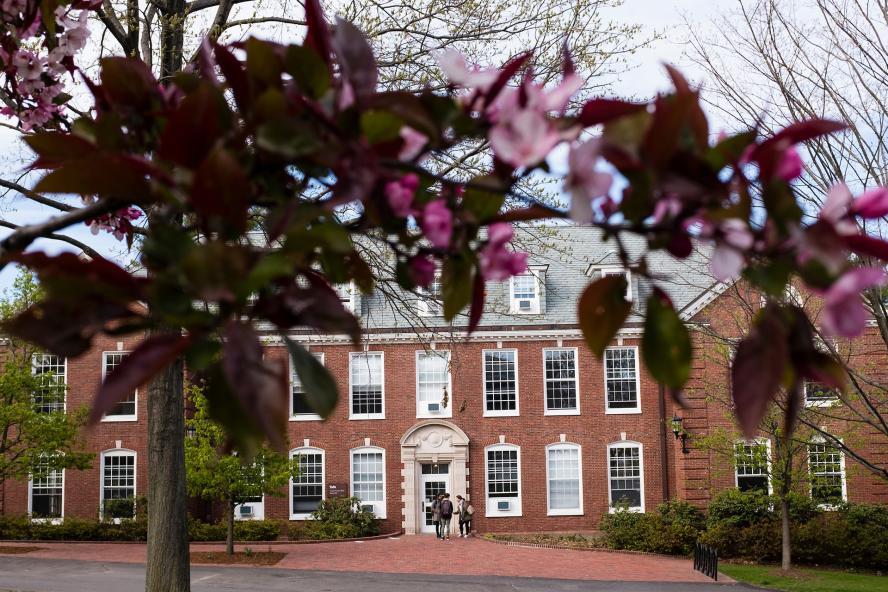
[820,267,887,337]
[711,244,745,282]
[478,222,528,281]
[13,50,43,81]
[385,173,419,218]
[399,126,427,161]
[652,195,682,224]
[565,139,613,223]
[820,183,858,236]
[852,187,888,219]
[489,109,560,168]
[709,219,754,281]
[421,200,453,248]
[408,255,436,288]
[774,145,803,181]
[721,218,754,250]
[436,50,499,92]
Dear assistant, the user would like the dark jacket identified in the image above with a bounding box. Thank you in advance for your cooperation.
[440,499,454,518]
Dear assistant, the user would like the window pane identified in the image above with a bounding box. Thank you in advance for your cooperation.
[609,445,642,509]
[548,447,580,510]
[545,349,577,411]
[605,349,638,410]
[352,451,384,502]
[31,459,63,519]
[102,453,135,518]
[351,354,383,416]
[487,449,519,497]
[417,352,449,407]
[735,442,769,493]
[293,452,323,513]
[805,382,839,404]
[104,353,136,416]
[484,351,516,412]
[512,274,536,300]
[32,354,65,414]
[809,443,844,505]
[292,353,324,415]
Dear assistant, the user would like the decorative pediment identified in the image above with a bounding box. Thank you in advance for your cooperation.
[401,419,470,452]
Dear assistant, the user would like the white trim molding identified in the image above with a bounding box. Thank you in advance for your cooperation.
[545,442,583,516]
[607,440,645,513]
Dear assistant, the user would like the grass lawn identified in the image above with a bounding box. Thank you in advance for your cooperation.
[720,563,885,592]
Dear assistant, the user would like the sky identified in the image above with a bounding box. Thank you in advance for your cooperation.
[0,0,742,293]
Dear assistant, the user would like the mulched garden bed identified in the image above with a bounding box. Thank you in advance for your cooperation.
[0,545,43,554]
[190,551,285,566]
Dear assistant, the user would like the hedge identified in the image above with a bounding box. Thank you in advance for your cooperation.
[288,497,379,541]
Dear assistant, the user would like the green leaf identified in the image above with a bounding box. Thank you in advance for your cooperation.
[441,254,474,321]
[285,45,331,99]
[578,275,632,357]
[245,37,282,85]
[283,336,339,418]
[462,176,506,222]
[360,110,403,144]
[256,119,322,158]
[642,291,691,389]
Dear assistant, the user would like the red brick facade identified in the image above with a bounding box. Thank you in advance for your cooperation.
[2,287,886,533]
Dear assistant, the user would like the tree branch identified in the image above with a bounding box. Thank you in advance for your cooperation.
[0,219,102,260]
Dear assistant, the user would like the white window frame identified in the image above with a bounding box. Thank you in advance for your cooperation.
[101,351,137,422]
[334,281,359,314]
[542,347,580,416]
[350,446,386,519]
[417,273,442,317]
[482,349,520,417]
[603,346,642,414]
[99,448,137,522]
[546,443,583,516]
[31,353,67,414]
[607,441,645,513]
[508,268,543,314]
[415,350,452,418]
[289,447,325,520]
[290,352,325,421]
[734,438,773,495]
[484,443,522,517]
[808,437,847,509]
[28,457,64,524]
[592,266,633,301]
[349,352,385,420]
[803,381,841,408]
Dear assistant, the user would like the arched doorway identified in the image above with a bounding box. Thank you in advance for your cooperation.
[400,420,470,534]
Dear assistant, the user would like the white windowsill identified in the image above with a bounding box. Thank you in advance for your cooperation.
[289,513,317,521]
[605,408,641,415]
[290,414,323,422]
[101,415,137,422]
[349,414,385,420]
[483,410,520,418]
[547,509,583,516]
[608,506,644,514]
[30,517,63,525]
[805,400,840,408]
[544,408,580,416]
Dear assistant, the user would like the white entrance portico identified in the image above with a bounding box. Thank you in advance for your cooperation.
[400,420,470,535]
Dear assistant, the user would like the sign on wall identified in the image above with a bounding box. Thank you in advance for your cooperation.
[327,483,348,498]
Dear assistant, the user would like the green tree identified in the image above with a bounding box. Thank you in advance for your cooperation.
[184,385,297,555]
[0,269,92,515]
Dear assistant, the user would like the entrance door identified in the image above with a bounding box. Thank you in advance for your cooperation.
[419,463,449,534]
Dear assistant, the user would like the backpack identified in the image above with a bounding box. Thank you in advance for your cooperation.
[440,499,453,518]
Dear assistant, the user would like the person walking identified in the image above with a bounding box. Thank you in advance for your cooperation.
[439,493,454,540]
[430,494,443,539]
[456,494,474,537]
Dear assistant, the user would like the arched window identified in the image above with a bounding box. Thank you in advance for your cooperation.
[290,447,325,519]
[100,448,136,520]
[484,443,521,517]
[546,443,582,515]
[350,446,386,518]
[607,441,644,512]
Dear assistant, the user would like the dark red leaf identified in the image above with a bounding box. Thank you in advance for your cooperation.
[731,308,788,438]
[190,148,250,235]
[90,333,192,424]
[304,0,333,68]
[6,252,146,299]
[642,91,697,167]
[578,275,632,357]
[769,119,847,147]
[578,99,646,127]
[562,42,575,78]
[25,132,97,168]
[482,51,532,110]
[33,154,157,200]
[332,17,377,102]
[213,43,252,112]
[467,271,485,334]
[844,233,888,260]
[222,322,289,451]
[99,57,161,110]
[157,83,229,169]
[666,233,693,258]
[489,204,566,222]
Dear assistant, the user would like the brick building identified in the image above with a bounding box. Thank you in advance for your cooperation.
[2,226,886,533]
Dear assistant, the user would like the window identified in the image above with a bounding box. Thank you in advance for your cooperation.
[290,448,324,519]
[350,447,386,518]
[608,442,644,512]
[291,352,325,420]
[102,352,137,420]
[100,450,136,520]
[334,282,358,314]
[416,351,451,418]
[808,440,846,507]
[804,382,840,407]
[417,275,442,316]
[29,458,63,520]
[349,352,384,419]
[601,267,632,301]
[485,444,521,516]
[483,350,519,416]
[546,444,582,515]
[32,354,66,413]
[604,347,640,413]
[509,271,542,314]
[735,439,771,494]
[543,348,579,414]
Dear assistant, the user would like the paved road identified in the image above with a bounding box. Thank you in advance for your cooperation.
[0,557,753,592]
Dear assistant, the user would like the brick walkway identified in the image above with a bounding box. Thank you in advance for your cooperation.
[0,536,726,583]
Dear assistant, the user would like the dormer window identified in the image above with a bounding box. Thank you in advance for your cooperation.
[417,274,442,317]
[509,267,545,314]
[600,267,632,301]
[334,281,358,314]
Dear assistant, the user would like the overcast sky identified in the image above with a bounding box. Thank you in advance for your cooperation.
[0,0,742,293]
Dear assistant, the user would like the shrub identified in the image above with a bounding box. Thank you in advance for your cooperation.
[599,509,652,552]
[706,489,772,529]
[233,519,282,541]
[600,501,703,556]
[0,515,32,540]
[288,497,378,540]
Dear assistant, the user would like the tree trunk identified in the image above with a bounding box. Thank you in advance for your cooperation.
[780,496,791,571]
[145,352,190,592]
[227,499,235,556]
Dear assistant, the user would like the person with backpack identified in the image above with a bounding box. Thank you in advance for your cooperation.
[439,493,454,540]
[456,494,474,537]
[430,494,443,539]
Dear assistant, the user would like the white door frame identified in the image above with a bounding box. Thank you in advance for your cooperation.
[418,466,450,534]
